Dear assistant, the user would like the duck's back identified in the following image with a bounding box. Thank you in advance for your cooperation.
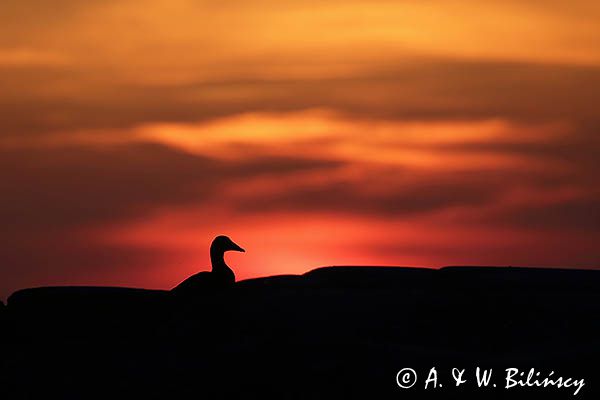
[171,269,234,296]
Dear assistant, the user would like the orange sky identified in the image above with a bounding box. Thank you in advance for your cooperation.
[1,0,600,299]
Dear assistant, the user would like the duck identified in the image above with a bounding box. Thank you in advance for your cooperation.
[171,235,245,295]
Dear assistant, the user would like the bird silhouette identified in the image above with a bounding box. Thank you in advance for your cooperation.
[171,235,245,295]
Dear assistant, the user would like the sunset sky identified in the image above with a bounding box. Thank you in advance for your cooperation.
[2,0,600,299]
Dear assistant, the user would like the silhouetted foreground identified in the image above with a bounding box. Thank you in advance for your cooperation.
[2,266,599,399]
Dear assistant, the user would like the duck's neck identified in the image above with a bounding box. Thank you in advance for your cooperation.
[210,248,229,272]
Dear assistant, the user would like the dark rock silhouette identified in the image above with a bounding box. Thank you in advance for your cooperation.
[2,264,599,399]
[0,300,4,339]
[171,235,244,296]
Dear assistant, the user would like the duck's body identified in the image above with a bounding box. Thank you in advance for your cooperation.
[172,235,244,296]
[172,270,234,293]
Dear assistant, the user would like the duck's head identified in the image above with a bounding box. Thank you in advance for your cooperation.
[211,235,245,254]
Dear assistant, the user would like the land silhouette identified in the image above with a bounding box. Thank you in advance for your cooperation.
[1,236,598,399]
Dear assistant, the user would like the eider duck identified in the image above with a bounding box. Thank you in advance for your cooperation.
[172,235,244,295]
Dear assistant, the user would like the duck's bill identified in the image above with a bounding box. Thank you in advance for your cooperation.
[231,242,245,252]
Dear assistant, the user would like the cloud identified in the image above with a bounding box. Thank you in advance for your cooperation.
[2,60,600,139]
[4,0,600,70]
[0,142,341,231]
[236,169,503,216]
[0,48,68,67]
[485,196,600,232]
[230,162,599,236]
